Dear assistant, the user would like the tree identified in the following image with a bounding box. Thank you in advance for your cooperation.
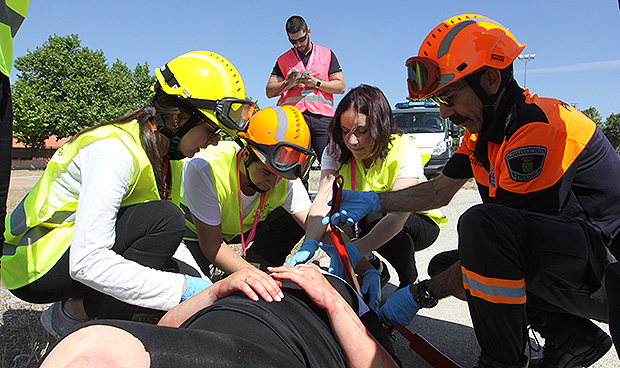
[581,106,603,129]
[12,34,155,148]
[602,113,620,150]
[581,107,620,149]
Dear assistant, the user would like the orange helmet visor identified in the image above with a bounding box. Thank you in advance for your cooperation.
[406,56,441,99]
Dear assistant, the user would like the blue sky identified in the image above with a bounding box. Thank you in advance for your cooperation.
[13,0,620,119]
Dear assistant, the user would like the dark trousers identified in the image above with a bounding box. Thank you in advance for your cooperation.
[457,203,613,365]
[606,262,620,357]
[360,213,440,286]
[186,207,305,275]
[11,200,198,320]
[0,74,11,249]
[302,111,330,161]
[300,111,331,189]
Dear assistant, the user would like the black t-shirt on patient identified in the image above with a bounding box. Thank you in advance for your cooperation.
[181,274,400,367]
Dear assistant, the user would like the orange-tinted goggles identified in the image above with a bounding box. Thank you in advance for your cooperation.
[406,56,441,99]
[246,140,316,180]
[187,97,256,133]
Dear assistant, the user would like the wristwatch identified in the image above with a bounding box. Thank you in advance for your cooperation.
[413,280,438,308]
[315,79,321,88]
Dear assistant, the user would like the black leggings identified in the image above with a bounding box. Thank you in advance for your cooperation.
[360,213,440,285]
[11,200,198,319]
[0,74,11,250]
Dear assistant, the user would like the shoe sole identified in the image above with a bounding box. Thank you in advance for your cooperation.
[559,332,613,368]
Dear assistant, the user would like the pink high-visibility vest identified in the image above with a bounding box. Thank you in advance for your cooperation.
[277,44,334,117]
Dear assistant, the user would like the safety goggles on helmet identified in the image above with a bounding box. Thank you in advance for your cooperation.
[406,56,442,99]
[185,97,256,133]
[244,139,316,180]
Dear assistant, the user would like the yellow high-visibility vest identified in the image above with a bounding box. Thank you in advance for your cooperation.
[2,120,160,289]
[179,142,290,242]
[0,0,29,77]
[339,134,447,228]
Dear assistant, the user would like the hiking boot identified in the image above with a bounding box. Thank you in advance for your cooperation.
[529,311,612,368]
[474,354,529,368]
[40,301,88,339]
[368,254,391,288]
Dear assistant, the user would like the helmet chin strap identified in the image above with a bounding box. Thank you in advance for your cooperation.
[465,71,498,129]
[464,65,514,170]
[465,65,514,130]
[243,153,269,194]
[155,113,201,160]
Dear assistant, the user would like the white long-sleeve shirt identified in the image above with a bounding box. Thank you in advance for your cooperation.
[67,137,184,311]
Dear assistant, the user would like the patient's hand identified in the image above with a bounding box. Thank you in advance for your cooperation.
[159,267,283,328]
[268,264,341,312]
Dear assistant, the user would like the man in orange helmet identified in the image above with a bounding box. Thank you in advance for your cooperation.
[325,14,619,368]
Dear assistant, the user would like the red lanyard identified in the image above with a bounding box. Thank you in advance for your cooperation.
[236,151,266,256]
[350,159,357,190]
[348,159,460,368]
[293,44,315,71]
[350,161,360,233]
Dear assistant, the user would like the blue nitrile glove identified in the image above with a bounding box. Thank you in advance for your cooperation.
[378,286,420,327]
[361,268,382,312]
[319,242,362,279]
[285,239,320,266]
[181,275,213,302]
[322,190,381,227]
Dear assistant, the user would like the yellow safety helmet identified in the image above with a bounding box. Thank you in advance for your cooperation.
[239,106,315,180]
[154,51,255,136]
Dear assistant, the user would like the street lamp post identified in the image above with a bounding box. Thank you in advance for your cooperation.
[517,54,535,88]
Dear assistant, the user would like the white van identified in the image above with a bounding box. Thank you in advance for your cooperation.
[392,101,460,178]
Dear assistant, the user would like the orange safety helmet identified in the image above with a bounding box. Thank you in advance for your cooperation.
[239,106,315,180]
[407,14,525,99]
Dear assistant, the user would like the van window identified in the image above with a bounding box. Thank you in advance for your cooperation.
[394,111,445,133]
